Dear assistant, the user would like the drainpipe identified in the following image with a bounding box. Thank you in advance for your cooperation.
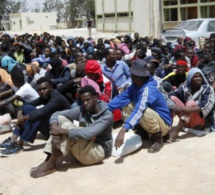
[150,0,154,37]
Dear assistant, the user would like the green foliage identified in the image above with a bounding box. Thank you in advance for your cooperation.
[0,0,28,15]
[42,0,95,28]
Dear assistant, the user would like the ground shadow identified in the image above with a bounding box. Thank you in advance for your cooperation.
[55,154,104,173]
[35,133,48,141]
[179,133,196,140]
[114,147,142,164]
[24,143,46,152]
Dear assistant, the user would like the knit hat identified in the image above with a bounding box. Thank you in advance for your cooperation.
[85,60,103,83]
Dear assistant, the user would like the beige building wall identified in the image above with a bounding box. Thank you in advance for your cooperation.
[132,0,161,38]
[10,12,57,32]
[95,0,161,38]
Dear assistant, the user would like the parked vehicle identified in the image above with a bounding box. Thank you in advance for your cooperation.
[161,18,215,47]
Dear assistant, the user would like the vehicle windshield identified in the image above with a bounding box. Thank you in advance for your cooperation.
[176,20,203,31]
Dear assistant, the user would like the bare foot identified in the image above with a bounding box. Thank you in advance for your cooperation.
[30,161,46,174]
[167,130,180,143]
[30,161,56,178]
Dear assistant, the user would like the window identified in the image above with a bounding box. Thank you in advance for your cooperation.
[104,13,115,18]
[97,15,103,19]
[163,0,178,6]
[176,20,203,31]
[117,12,130,17]
[207,21,215,32]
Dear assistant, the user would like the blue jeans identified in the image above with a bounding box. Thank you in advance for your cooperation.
[13,105,50,143]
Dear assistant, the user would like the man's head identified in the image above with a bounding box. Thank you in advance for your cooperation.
[85,60,102,82]
[10,68,25,88]
[147,60,159,76]
[78,85,98,113]
[36,77,54,100]
[1,41,9,52]
[134,32,139,40]
[177,36,183,44]
[130,59,149,88]
[104,48,117,65]
[14,43,23,53]
[151,48,161,60]
[75,52,84,64]
[35,42,44,55]
[203,42,212,53]
[186,49,194,60]
[44,46,51,58]
[176,60,187,74]
[115,49,124,60]
[50,57,62,73]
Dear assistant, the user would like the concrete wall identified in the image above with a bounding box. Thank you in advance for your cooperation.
[10,12,57,32]
[132,0,160,38]
[95,0,161,38]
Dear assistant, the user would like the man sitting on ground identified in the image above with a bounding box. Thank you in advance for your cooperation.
[30,85,113,178]
[0,77,71,156]
[108,59,172,153]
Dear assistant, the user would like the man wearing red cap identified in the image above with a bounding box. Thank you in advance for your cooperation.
[162,60,188,92]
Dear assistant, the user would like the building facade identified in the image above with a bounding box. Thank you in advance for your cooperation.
[9,12,57,32]
[163,0,215,29]
[95,0,215,38]
[95,0,161,38]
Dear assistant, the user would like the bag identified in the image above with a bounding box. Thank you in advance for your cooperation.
[111,132,142,157]
[0,113,11,125]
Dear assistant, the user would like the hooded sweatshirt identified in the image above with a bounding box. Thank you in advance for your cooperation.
[50,100,113,156]
[1,55,17,72]
[168,68,214,120]
[108,76,172,130]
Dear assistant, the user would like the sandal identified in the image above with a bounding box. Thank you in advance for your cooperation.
[166,137,180,144]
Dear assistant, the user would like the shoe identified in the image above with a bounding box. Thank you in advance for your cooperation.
[148,133,163,153]
[0,142,23,156]
[0,137,12,150]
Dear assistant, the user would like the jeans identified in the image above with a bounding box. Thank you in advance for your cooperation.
[13,105,50,143]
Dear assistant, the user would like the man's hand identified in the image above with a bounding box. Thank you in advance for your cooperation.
[114,127,127,150]
[31,64,39,74]
[50,124,68,136]
[16,114,29,127]
[51,136,61,150]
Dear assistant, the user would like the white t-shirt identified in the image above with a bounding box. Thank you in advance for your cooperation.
[14,82,39,102]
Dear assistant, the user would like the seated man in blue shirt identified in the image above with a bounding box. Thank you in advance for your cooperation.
[108,59,172,153]
[101,48,131,91]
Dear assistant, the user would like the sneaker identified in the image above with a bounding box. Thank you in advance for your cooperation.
[0,137,12,150]
[0,142,23,156]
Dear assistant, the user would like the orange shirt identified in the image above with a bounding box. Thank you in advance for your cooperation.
[0,68,13,87]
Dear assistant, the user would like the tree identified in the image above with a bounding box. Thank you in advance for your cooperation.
[40,0,96,28]
[0,0,28,30]
[83,0,95,19]
[4,0,28,13]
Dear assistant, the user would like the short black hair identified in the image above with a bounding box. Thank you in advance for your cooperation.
[1,41,9,52]
[36,77,54,87]
[104,48,114,57]
[50,57,62,69]
[36,42,44,49]
[78,85,97,97]
[10,68,25,85]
